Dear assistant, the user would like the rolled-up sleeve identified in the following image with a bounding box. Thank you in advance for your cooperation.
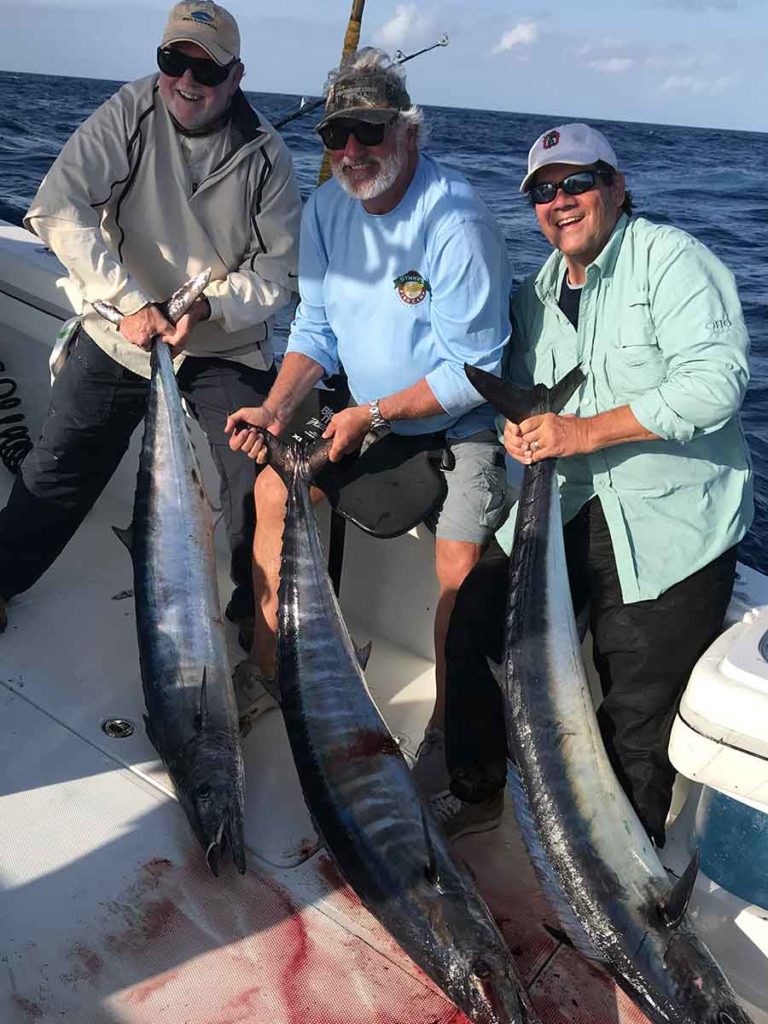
[284,194,339,377]
[630,239,750,442]
[424,218,511,415]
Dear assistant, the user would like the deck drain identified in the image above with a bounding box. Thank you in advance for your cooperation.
[101,718,135,739]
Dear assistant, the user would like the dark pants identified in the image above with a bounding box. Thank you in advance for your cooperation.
[444,497,737,845]
[0,331,274,617]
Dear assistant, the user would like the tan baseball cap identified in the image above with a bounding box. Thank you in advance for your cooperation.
[160,1,240,66]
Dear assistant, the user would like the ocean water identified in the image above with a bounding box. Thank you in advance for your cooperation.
[0,69,766,574]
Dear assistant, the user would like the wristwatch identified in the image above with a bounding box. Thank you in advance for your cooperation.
[368,399,389,431]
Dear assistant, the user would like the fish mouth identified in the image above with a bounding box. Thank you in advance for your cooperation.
[204,808,246,877]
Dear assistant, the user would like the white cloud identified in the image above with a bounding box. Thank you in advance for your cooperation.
[660,72,738,94]
[492,21,539,55]
[589,57,636,74]
[373,4,438,50]
[575,37,626,59]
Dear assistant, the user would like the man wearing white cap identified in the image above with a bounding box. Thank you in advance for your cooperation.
[439,122,753,844]
[0,2,301,650]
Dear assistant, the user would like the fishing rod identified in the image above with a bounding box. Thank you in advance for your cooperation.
[272,34,450,131]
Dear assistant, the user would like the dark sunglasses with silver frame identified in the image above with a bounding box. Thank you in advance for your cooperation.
[316,114,399,152]
[528,168,614,206]
[156,46,238,88]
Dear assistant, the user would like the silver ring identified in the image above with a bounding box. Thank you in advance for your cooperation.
[530,440,541,452]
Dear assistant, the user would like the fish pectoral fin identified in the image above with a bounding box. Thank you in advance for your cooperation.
[660,847,700,927]
[112,524,134,553]
[196,668,210,731]
[420,805,443,891]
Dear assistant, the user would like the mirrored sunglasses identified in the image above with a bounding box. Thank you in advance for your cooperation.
[528,169,612,205]
[317,115,397,151]
[156,46,237,87]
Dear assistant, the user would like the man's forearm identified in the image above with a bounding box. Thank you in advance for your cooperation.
[583,405,660,451]
[378,378,445,423]
[266,353,325,427]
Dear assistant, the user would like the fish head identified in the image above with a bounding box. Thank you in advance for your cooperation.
[663,928,755,1024]
[171,734,246,876]
[458,957,535,1024]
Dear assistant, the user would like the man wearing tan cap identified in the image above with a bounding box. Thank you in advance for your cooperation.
[0,2,302,670]
[226,48,511,783]
[441,122,753,843]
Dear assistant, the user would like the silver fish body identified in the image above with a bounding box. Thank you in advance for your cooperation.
[105,274,245,876]
[266,433,537,1024]
[466,364,753,1024]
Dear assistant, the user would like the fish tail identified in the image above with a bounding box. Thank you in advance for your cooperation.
[261,431,332,487]
[465,364,584,420]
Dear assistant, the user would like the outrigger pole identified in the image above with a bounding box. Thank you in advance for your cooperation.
[321,0,367,596]
[273,34,450,132]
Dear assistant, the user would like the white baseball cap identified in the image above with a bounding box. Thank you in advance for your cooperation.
[519,123,619,193]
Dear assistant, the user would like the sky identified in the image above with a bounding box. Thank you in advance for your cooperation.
[2,0,766,132]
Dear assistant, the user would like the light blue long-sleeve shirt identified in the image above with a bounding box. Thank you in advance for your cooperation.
[496,214,753,602]
[286,154,512,437]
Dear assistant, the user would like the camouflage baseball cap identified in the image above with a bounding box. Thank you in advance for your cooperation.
[318,67,411,128]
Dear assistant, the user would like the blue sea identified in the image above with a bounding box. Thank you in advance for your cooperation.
[0,70,766,574]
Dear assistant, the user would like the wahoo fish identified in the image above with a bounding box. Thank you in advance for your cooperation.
[257,429,537,1024]
[465,363,753,1024]
[96,273,246,877]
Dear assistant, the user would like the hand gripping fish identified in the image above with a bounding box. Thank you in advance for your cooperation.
[253,428,538,1024]
[95,274,246,877]
[465,363,753,1024]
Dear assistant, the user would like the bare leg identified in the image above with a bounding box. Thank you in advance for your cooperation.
[247,466,325,677]
[431,537,485,730]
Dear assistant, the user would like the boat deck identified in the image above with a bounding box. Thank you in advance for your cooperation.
[1,218,765,1023]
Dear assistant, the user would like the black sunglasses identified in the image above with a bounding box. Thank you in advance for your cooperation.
[317,115,397,151]
[157,46,238,87]
[528,169,613,205]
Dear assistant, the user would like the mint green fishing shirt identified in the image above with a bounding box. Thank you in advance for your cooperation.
[496,214,753,603]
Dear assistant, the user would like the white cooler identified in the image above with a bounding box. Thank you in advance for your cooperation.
[669,606,768,909]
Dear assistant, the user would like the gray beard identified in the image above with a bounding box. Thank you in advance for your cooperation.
[332,145,406,201]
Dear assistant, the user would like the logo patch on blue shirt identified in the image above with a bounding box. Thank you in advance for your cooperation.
[394,270,431,305]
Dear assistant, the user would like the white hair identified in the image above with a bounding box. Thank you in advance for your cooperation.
[327,46,427,143]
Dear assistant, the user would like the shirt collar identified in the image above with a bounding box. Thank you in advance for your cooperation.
[534,213,630,302]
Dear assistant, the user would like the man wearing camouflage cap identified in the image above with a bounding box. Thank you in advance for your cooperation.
[227,48,512,794]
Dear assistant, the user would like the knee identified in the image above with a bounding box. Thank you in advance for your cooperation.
[254,468,287,523]
[436,542,484,594]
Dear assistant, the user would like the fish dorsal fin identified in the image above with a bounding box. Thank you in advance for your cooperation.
[354,640,373,671]
[420,805,443,892]
[660,847,700,927]
[197,668,209,731]
[112,524,134,552]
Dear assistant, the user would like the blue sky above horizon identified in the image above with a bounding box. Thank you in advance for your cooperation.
[2,0,766,133]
